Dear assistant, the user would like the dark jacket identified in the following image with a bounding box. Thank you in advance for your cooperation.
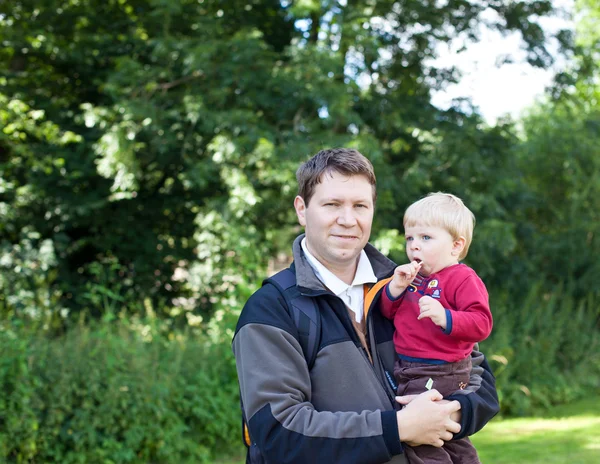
[233,235,499,464]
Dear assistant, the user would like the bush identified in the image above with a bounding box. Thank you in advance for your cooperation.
[482,283,600,416]
[1,280,598,462]
[0,317,239,463]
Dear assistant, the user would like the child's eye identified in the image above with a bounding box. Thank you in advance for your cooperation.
[422,235,431,241]
[406,237,413,242]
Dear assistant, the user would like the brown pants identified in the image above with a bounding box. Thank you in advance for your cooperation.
[394,357,481,464]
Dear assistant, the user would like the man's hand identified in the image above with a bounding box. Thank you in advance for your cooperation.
[395,390,461,447]
[389,261,422,298]
[418,296,447,329]
[397,395,462,424]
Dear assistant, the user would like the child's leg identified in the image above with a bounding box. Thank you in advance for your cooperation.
[403,442,452,464]
[395,357,481,463]
[394,357,472,397]
[444,437,481,464]
[404,438,480,464]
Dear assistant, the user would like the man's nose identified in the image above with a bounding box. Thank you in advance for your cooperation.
[337,207,357,226]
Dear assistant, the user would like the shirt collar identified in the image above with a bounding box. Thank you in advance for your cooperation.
[300,238,377,296]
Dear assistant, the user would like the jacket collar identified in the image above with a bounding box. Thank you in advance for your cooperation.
[292,234,397,292]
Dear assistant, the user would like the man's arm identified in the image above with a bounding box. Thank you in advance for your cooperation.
[445,345,499,440]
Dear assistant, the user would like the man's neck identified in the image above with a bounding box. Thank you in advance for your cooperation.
[329,261,359,286]
[302,240,359,286]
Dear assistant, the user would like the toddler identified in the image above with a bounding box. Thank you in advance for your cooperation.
[380,192,493,464]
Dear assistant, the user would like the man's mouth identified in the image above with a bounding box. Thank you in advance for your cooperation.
[332,234,358,240]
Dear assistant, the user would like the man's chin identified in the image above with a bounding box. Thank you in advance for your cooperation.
[331,247,362,263]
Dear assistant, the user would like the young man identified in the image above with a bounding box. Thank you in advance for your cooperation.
[233,148,498,463]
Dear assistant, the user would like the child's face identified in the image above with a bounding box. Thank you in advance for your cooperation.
[404,224,463,276]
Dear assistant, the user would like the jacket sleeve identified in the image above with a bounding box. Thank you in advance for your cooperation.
[233,286,403,464]
[446,344,499,440]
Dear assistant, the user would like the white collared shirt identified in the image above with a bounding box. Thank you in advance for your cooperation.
[301,238,378,323]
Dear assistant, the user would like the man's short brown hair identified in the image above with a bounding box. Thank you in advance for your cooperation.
[296,148,377,205]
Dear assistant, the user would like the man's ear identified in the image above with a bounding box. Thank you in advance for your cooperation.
[452,236,466,257]
[294,196,307,227]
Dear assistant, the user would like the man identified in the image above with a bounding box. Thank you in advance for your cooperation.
[233,148,498,463]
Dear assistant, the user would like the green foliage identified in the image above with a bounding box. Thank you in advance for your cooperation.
[0,0,571,322]
[2,1,600,460]
[0,317,239,463]
[483,284,600,417]
[514,101,600,297]
[2,280,597,461]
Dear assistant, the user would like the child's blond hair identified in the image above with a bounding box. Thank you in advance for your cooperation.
[403,192,475,260]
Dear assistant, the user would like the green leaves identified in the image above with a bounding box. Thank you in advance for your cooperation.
[0,0,584,324]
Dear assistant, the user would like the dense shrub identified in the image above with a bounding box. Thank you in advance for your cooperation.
[0,317,239,463]
[0,282,598,461]
[483,284,600,416]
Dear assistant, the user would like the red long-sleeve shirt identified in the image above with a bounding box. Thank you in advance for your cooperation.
[380,264,493,363]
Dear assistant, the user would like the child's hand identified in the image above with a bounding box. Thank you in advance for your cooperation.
[418,296,447,329]
[389,261,422,298]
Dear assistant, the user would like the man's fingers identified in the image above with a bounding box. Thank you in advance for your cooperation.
[447,420,462,434]
[445,400,462,434]
[440,431,454,442]
[423,388,443,401]
[395,394,418,405]
[446,399,461,413]
[432,438,444,448]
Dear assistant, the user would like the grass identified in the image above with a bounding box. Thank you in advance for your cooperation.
[472,396,600,463]
[217,396,600,464]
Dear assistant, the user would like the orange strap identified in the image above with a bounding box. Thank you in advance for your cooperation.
[243,423,251,447]
[363,277,393,322]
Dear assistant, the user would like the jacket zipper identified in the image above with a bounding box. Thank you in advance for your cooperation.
[302,288,397,406]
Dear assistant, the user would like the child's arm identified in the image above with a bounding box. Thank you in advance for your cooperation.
[380,261,422,320]
[443,275,492,341]
[418,275,492,341]
[388,261,422,298]
[417,296,448,329]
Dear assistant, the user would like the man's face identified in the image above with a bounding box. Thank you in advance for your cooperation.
[294,172,374,279]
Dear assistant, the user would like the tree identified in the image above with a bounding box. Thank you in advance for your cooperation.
[512,0,600,296]
[0,0,572,321]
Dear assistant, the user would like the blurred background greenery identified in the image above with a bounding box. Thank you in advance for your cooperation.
[1,0,599,462]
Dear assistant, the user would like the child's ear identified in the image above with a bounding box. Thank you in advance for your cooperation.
[452,237,466,257]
